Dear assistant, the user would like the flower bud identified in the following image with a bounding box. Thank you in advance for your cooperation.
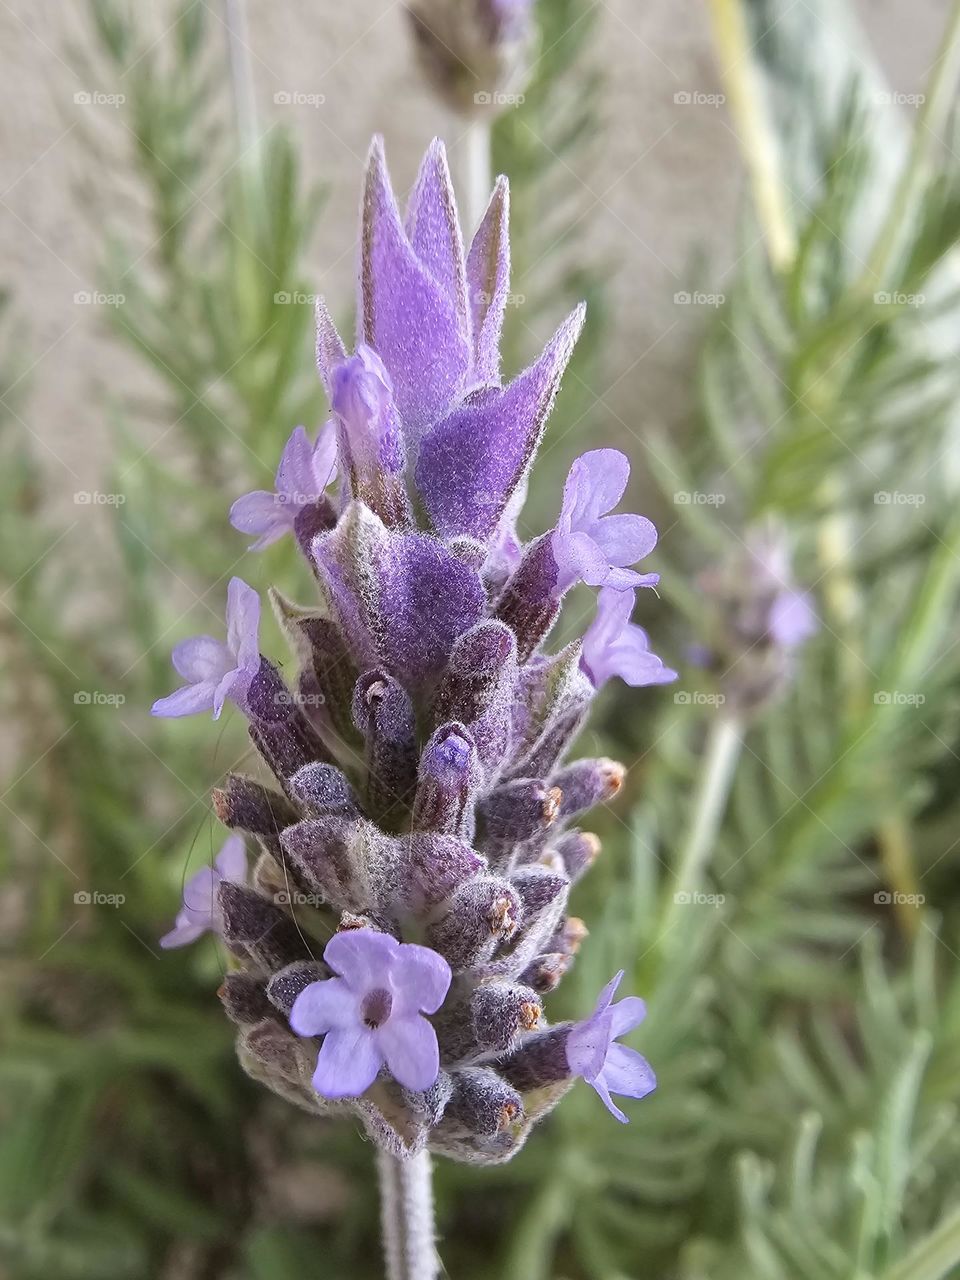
[426,876,520,968]
[353,670,418,821]
[412,724,481,840]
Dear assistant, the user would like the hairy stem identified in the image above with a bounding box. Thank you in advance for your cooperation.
[662,713,743,950]
[378,1150,440,1280]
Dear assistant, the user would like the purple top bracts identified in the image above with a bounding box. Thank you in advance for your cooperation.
[154,137,672,1163]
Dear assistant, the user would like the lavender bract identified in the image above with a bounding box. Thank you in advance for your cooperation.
[156,138,672,1162]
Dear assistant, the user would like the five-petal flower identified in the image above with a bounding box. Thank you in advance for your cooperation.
[159,835,247,949]
[566,970,657,1123]
[552,449,660,594]
[581,587,678,688]
[230,424,336,551]
[151,577,261,719]
[290,928,452,1099]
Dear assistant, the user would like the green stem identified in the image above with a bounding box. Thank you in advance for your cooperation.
[705,0,796,271]
[881,1204,960,1280]
[861,0,960,287]
[222,0,259,156]
[662,714,743,949]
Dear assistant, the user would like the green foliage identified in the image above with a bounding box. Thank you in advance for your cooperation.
[5,0,960,1278]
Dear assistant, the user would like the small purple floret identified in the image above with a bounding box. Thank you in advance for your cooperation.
[581,587,678,688]
[567,970,656,1123]
[768,588,817,648]
[553,449,660,593]
[152,577,261,719]
[160,835,247,949]
[332,345,406,478]
[230,424,337,550]
[290,928,452,1098]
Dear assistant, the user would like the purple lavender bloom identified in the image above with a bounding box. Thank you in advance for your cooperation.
[290,928,452,1098]
[230,424,337,550]
[581,587,678,688]
[332,346,405,478]
[768,588,817,647]
[552,449,660,593]
[151,577,260,719]
[160,835,247,949]
[566,970,656,1123]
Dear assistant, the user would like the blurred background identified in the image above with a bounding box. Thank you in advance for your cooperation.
[4,0,960,1277]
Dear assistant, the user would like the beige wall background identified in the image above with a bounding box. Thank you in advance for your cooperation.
[0,0,950,525]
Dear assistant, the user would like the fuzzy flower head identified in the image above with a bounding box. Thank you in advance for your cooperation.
[152,577,260,719]
[553,449,660,594]
[160,835,247,949]
[566,970,656,1123]
[582,587,678,688]
[230,425,337,551]
[290,929,452,1099]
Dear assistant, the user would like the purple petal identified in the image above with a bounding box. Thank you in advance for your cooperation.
[591,970,625,1019]
[229,490,293,550]
[466,175,510,385]
[311,419,339,490]
[315,296,347,396]
[391,943,452,1015]
[561,449,630,529]
[592,513,658,567]
[377,1013,441,1092]
[587,1072,630,1124]
[180,866,219,925]
[214,835,248,884]
[225,578,260,673]
[405,138,469,334]
[567,1007,615,1082]
[290,977,361,1036]
[310,1025,383,1098]
[171,635,232,684]
[358,136,470,443]
[159,912,208,949]
[554,529,612,592]
[600,1042,657,1101]
[151,681,218,718]
[323,927,400,992]
[416,304,586,541]
[609,995,647,1037]
[212,668,243,721]
[768,589,817,648]
[276,426,317,501]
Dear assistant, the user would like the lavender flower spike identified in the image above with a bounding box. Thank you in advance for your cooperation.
[566,970,657,1123]
[152,577,261,719]
[230,424,336,550]
[553,449,660,593]
[582,587,678,688]
[160,835,247,949]
[153,138,673,1170]
[290,928,452,1098]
